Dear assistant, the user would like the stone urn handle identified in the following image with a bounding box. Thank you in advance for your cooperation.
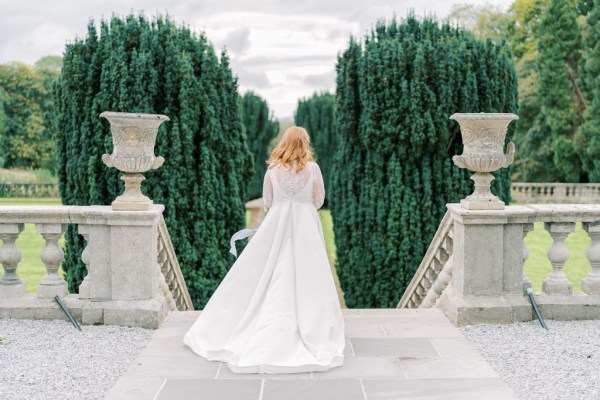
[152,156,165,170]
[102,153,113,168]
[503,142,516,168]
[452,154,466,169]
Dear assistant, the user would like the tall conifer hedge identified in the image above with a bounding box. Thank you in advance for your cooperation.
[294,92,337,206]
[240,91,279,200]
[54,15,253,309]
[331,16,518,308]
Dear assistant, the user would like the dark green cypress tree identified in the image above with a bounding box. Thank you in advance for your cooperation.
[294,92,337,206]
[536,0,586,182]
[575,1,600,181]
[240,91,279,200]
[331,16,518,308]
[54,14,252,308]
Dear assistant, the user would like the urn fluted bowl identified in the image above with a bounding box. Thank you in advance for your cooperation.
[100,112,169,173]
[450,112,519,210]
[100,111,169,211]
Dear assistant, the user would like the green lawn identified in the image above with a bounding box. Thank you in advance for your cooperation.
[524,221,591,292]
[0,197,593,298]
[0,197,66,293]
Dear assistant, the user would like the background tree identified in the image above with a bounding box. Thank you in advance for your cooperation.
[575,0,600,181]
[506,0,559,181]
[0,59,59,172]
[448,2,511,42]
[54,14,253,309]
[331,16,518,308]
[0,90,7,167]
[536,0,586,182]
[294,91,337,205]
[240,91,279,200]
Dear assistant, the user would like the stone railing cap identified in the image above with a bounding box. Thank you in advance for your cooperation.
[246,198,264,209]
[100,111,170,121]
[0,204,165,225]
[449,113,519,121]
[447,203,600,224]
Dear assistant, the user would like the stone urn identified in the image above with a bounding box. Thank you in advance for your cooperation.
[100,111,169,211]
[450,113,519,210]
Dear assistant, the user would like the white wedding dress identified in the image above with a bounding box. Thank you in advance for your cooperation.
[183,160,345,373]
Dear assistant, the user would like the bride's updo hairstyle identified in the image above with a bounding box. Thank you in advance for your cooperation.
[267,126,315,172]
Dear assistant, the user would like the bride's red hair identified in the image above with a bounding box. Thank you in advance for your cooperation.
[267,126,315,172]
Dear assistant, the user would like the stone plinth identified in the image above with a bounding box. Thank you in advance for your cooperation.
[245,197,266,229]
[0,204,170,328]
[438,203,600,325]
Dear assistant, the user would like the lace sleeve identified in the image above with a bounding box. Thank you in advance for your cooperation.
[312,163,325,209]
[262,168,273,212]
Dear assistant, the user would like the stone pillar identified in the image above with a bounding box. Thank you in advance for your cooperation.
[582,222,600,295]
[542,222,575,295]
[36,223,68,299]
[438,204,532,325]
[78,225,92,299]
[522,224,534,293]
[245,198,266,229]
[0,223,25,298]
[72,205,169,328]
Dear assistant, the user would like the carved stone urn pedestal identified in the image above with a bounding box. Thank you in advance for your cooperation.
[450,113,519,210]
[100,112,169,211]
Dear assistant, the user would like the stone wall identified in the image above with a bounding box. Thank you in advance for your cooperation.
[511,182,600,204]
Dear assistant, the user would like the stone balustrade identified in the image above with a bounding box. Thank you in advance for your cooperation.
[434,203,600,325]
[511,182,600,204]
[0,205,192,328]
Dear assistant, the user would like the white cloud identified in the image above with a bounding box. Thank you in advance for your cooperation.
[0,0,515,118]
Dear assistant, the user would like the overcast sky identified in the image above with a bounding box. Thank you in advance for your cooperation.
[0,0,513,119]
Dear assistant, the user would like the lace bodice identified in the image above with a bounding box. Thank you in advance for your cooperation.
[262,161,325,211]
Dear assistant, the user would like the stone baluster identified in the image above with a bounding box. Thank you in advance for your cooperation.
[582,222,600,295]
[522,223,533,294]
[78,225,92,299]
[36,223,68,298]
[0,223,25,297]
[542,222,575,295]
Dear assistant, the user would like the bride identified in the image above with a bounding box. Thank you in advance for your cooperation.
[183,126,345,374]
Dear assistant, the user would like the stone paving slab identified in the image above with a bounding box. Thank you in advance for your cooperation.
[262,379,364,400]
[351,338,439,357]
[105,308,518,400]
[156,379,261,400]
[362,378,518,400]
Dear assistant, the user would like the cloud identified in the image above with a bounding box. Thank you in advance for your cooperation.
[303,71,335,88]
[235,67,270,88]
[221,26,251,56]
[236,54,335,68]
[0,0,515,119]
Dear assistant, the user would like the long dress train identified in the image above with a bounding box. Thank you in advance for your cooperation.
[183,160,345,373]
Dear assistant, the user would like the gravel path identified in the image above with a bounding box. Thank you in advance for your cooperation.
[0,319,153,400]
[461,320,600,400]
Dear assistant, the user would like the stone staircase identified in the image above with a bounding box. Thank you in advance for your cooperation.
[157,215,194,311]
[397,211,453,309]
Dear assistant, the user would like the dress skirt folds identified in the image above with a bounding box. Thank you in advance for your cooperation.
[183,161,345,373]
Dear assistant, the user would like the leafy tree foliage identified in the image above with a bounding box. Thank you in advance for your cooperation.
[536,0,586,182]
[294,92,337,205]
[331,16,518,308]
[448,2,511,41]
[0,60,59,172]
[54,14,253,308]
[575,0,600,180]
[240,91,278,200]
